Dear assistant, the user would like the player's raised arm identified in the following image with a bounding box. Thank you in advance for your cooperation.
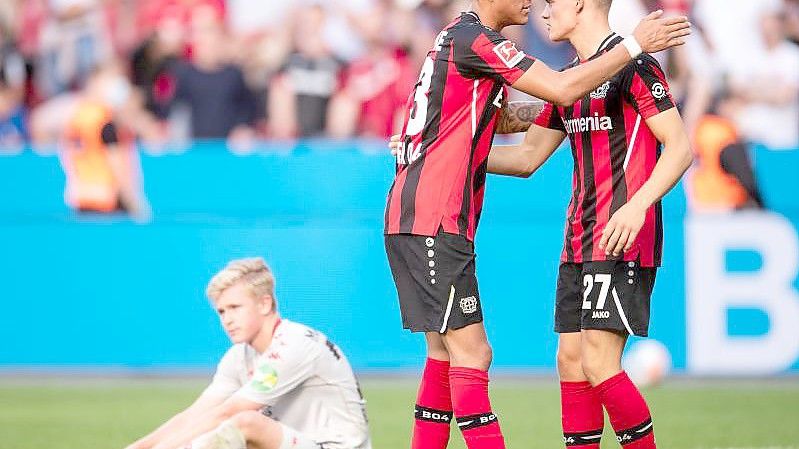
[512,10,690,106]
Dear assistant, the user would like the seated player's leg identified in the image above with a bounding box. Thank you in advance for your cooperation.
[191,411,320,449]
[188,419,248,449]
[579,261,658,449]
[412,332,453,449]
[555,263,604,449]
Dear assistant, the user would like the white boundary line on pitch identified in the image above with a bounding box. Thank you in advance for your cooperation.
[701,447,799,449]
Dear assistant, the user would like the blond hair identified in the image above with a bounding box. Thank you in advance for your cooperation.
[206,257,277,306]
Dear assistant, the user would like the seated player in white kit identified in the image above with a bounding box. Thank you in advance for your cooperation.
[125,258,371,449]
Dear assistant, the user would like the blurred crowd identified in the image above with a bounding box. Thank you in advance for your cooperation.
[0,0,796,152]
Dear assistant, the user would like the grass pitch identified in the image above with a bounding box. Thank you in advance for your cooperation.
[0,378,797,449]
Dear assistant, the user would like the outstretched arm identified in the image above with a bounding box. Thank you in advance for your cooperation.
[599,108,693,256]
[488,123,567,177]
[150,396,263,449]
[124,392,227,449]
[512,11,690,106]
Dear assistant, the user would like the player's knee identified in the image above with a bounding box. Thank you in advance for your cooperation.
[230,410,272,436]
[468,341,493,368]
[449,340,492,369]
[556,346,582,377]
[580,351,618,385]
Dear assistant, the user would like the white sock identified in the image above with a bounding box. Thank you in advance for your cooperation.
[189,420,247,449]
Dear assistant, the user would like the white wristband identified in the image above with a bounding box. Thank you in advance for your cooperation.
[622,36,643,59]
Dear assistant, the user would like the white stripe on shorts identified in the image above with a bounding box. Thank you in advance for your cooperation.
[611,287,636,335]
[440,285,456,333]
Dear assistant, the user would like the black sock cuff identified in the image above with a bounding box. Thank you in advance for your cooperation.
[414,405,453,424]
[455,412,498,430]
[563,428,604,446]
[615,417,653,445]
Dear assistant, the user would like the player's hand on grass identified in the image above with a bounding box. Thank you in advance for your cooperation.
[632,10,691,53]
[600,201,647,257]
[389,134,401,156]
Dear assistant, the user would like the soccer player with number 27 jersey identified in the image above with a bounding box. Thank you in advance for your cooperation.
[383,1,691,449]
[488,1,693,448]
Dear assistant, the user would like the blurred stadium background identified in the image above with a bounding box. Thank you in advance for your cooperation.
[1,0,798,448]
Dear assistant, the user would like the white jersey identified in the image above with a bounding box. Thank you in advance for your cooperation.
[203,319,371,449]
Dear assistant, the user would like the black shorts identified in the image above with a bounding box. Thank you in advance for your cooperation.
[554,261,657,337]
[385,229,482,333]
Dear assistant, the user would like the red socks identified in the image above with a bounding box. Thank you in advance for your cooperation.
[412,358,453,449]
[595,371,656,448]
[560,381,604,448]
[449,366,505,449]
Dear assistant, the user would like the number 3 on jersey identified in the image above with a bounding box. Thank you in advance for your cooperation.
[406,57,435,137]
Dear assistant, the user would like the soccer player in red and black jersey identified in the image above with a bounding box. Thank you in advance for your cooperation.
[486,1,694,448]
[383,1,690,449]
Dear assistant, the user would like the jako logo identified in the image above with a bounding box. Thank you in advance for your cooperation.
[563,113,613,134]
[592,310,610,319]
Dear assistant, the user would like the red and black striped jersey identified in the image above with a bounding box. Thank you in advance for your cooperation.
[535,35,675,267]
[385,12,535,241]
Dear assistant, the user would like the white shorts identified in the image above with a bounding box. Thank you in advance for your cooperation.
[279,423,323,449]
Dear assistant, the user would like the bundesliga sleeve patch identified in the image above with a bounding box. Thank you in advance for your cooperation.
[493,41,526,68]
[249,362,279,392]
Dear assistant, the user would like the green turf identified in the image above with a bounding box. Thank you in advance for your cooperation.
[0,379,797,449]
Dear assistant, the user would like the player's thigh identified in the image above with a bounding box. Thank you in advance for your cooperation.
[580,261,656,337]
[230,411,283,449]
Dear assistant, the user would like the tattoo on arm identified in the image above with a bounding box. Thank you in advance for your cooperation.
[495,100,545,134]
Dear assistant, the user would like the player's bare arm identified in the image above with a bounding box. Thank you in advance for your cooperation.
[512,10,690,106]
[124,392,227,449]
[600,108,693,256]
[150,396,264,449]
[487,123,566,177]
[495,100,545,134]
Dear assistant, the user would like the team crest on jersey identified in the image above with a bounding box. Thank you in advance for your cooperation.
[493,41,525,68]
[590,81,611,99]
[249,363,279,392]
[651,82,668,100]
[459,296,478,314]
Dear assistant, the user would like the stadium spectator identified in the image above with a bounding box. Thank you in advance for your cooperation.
[58,60,152,220]
[327,3,416,138]
[0,25,27,152]
[164,25,256,140]
[35,0,111,97]
[130,15,184,120]
[786,0,799,44]
[686,115,765,211]
[727,1,799,149]
[124,257,371,449]
[268,5,343,138]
